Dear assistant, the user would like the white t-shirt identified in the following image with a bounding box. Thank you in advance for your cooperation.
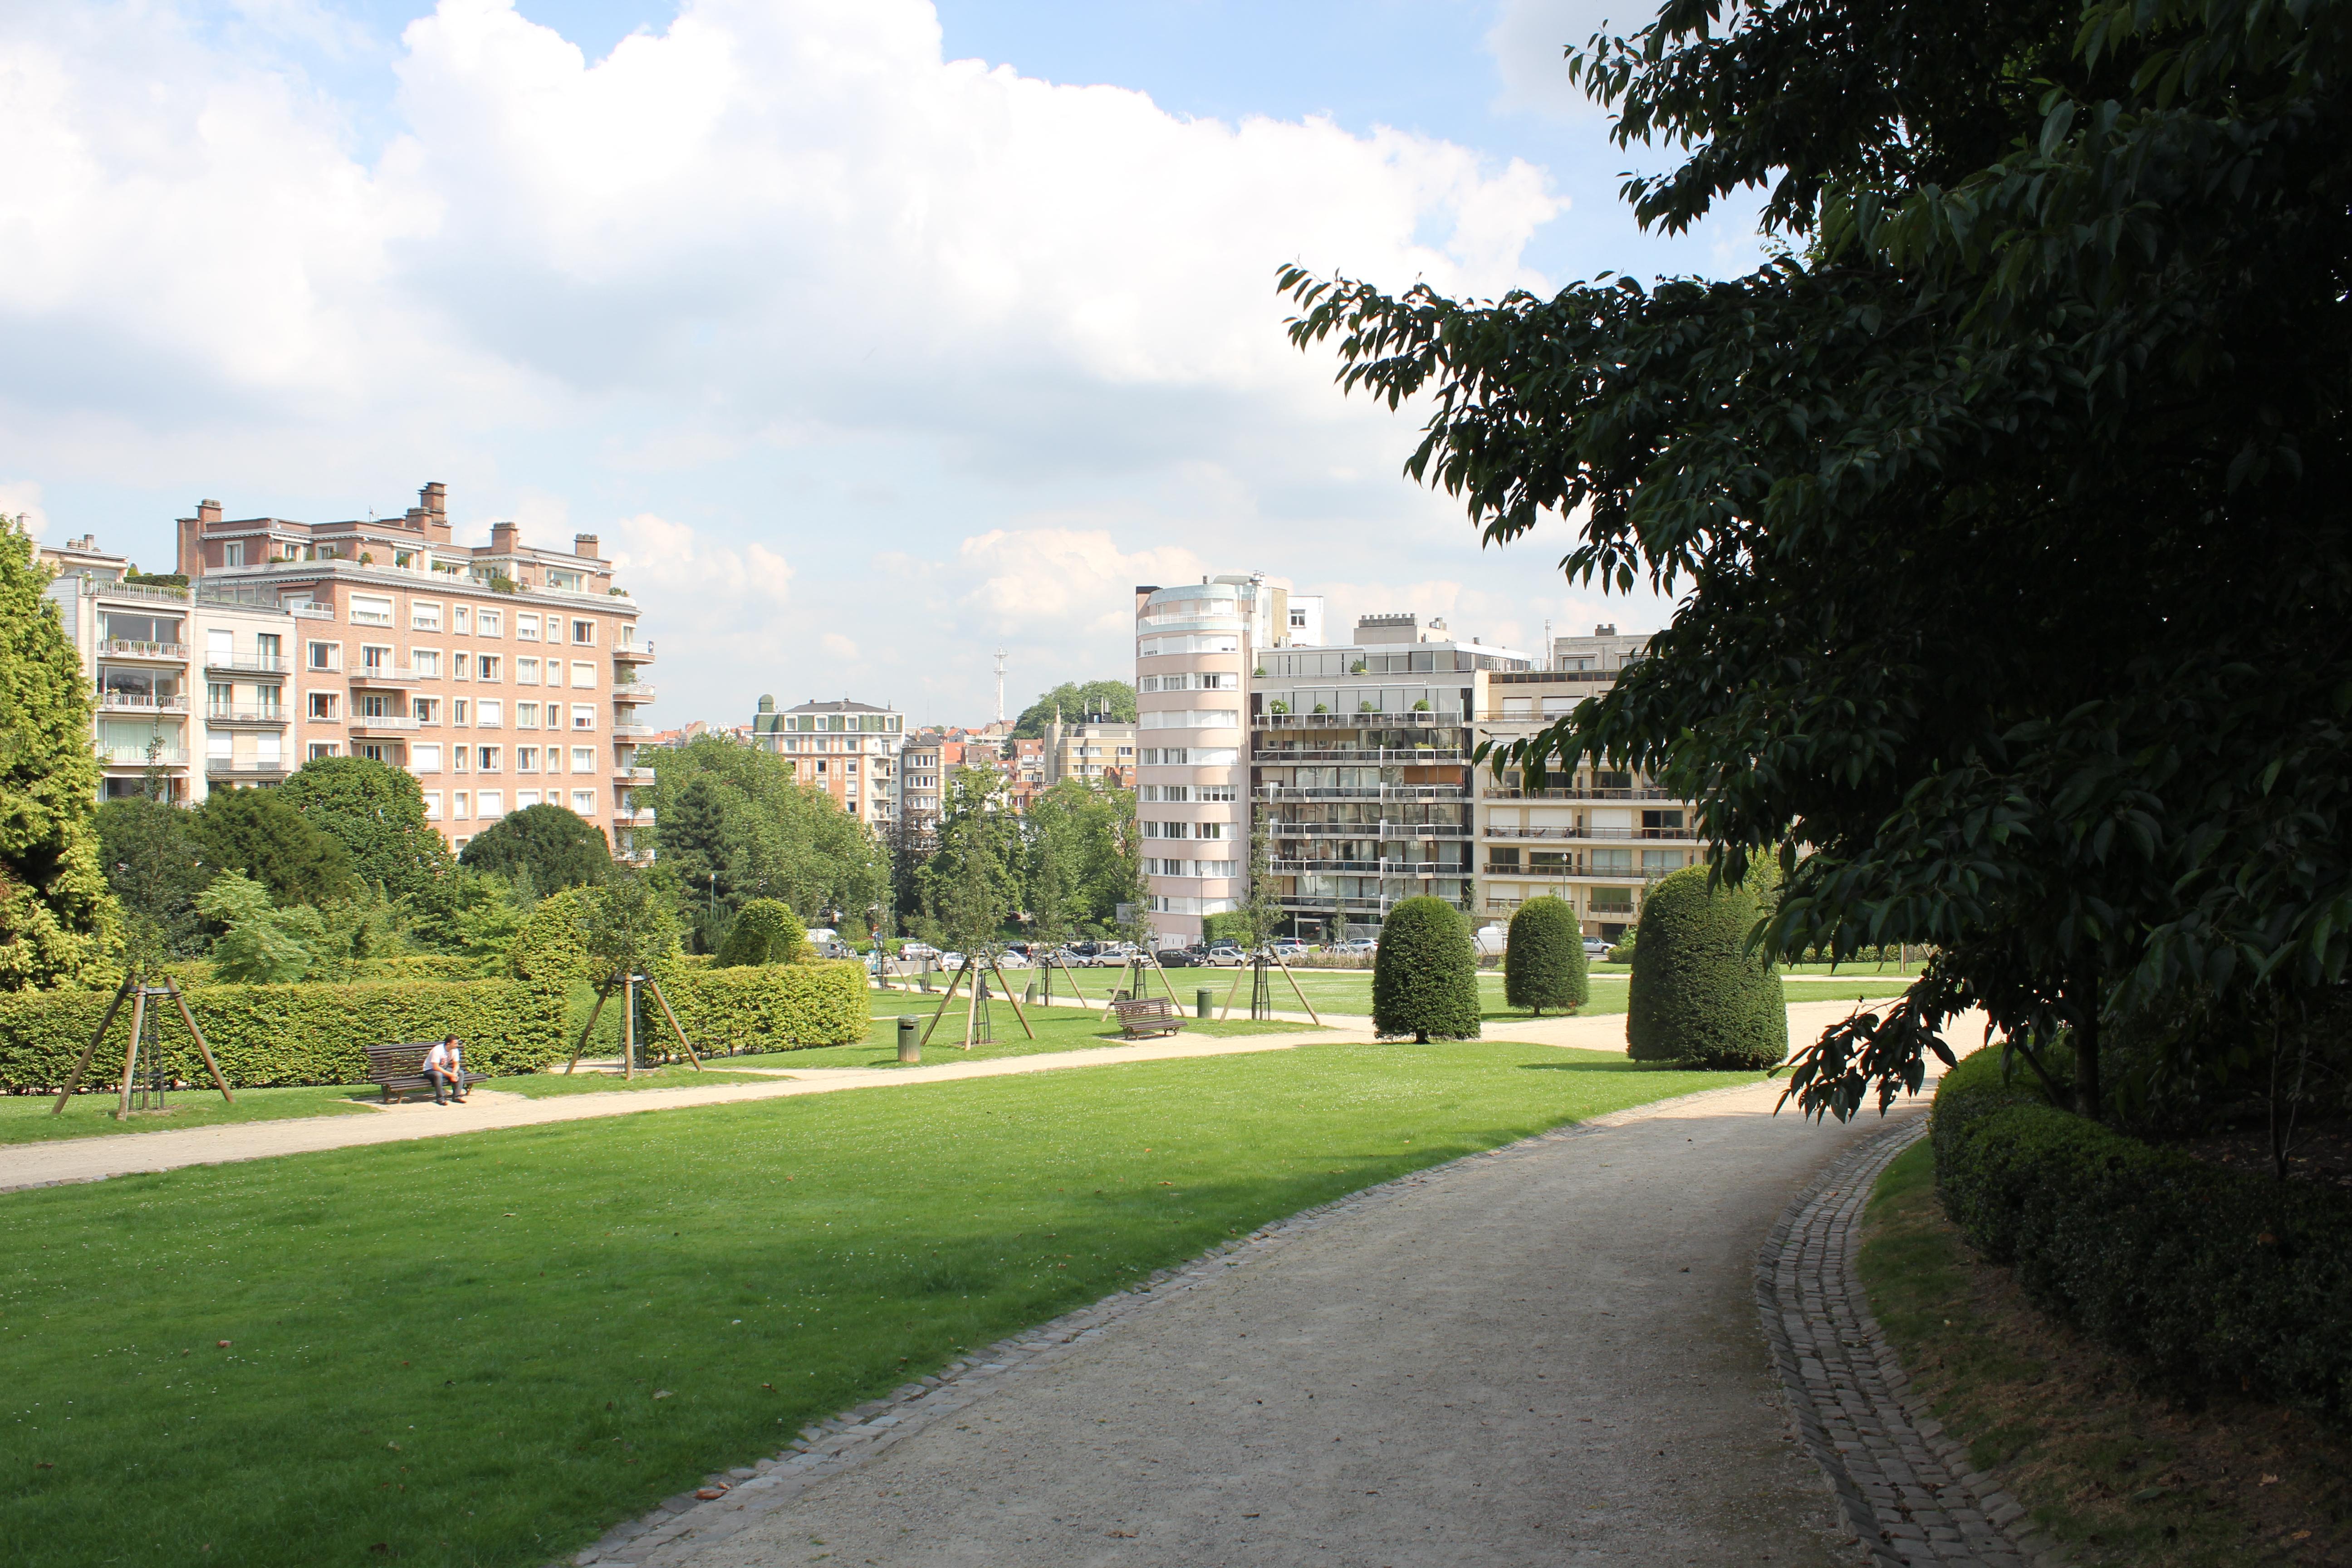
[423,1042,455,1072]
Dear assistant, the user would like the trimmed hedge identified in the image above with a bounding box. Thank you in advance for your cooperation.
[716,899,811,967]
[0,979,567,1090]
[1624,866,1786,1068]
[656,961,868,1054]
[1933,1047,2352,1425]
[1504,896,1588,1014]
[1371,897,1481,1042]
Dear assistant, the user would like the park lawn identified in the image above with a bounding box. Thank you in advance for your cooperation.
[2,1040,1752,1568]
[490,1067,781,1098]
[724,995,1309,1069]
[0,1083,383,1146]
[1259,969,1913,1020]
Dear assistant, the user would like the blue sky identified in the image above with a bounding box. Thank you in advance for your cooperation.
[0,0,1759,726]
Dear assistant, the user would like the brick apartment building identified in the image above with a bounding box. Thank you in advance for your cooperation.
[748,696,905,828]
[172,482,657,855]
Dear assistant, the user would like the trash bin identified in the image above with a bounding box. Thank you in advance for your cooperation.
[897,1016,919,1065]
[1196,988,1213,1019]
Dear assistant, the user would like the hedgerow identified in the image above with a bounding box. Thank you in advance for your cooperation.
[655,961,868,1054]
[1933,1049,2352,1426]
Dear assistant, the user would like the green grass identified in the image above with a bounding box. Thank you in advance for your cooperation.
[1195,967,1913,1019]
[490,1067,781,1098]
[0,1083,384,1145]
[2,1040,1750,1568]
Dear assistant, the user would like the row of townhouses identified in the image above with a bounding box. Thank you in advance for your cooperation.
[39,483,657,857]
[1134,573,1694,947]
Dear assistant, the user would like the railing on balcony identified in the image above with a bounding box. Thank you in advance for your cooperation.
[347,715,421,733]
[349,664,422,684]
[1481,825,1692,841]
[207,759,291,778]
[612,686,655,704]
[611,723,657,738]
[612,806,656,824]
[98,745,189,765]
[99,691,188,712]
[613,766,657,783]
[1257,712,1466,729]
[203,652,289,674]
[1482,863,1683,883]
[1265,821,1473,838]
[91,582,189,604]
[289,603,335,620]
[204,706,289,724]
[1479,786,1682,801]
[100,638,187,660]
[613,639,656,659]
[1251,748,1471,764]
[1261,785,1465,802]
[1271,859,1457,876]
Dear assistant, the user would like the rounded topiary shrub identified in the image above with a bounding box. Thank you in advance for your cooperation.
[717,898,811,967]
[1372,897,1481,1042]
[1624,866,1786,1068]
[1504,896,1588,1016]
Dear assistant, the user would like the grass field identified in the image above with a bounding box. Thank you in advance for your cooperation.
[1086,966,1918,1019]
[2,1039,1751,1568]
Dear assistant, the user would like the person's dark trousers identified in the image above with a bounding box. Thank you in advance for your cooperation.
[427,1066,464,1104]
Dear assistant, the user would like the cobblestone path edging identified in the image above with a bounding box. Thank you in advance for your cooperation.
[1759,1117,2065,1568]
[557,1076,1776,1567]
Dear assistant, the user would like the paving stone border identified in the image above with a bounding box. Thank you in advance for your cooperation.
[556,1075,1779,1567]
[1758,1117,2067,1568]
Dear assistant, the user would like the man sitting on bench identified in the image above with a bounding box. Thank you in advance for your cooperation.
[423,1036,469,1105]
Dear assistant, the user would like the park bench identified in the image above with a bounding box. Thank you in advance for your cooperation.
[1110,997,1184,1040]
[365,1041,490,1105]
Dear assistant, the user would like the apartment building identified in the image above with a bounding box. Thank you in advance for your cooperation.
[1040,716,1136,788]
[750,696,904,827]
[901,730,945,838]
[1470,627,1699,941]
[176,484,656,855]
[1132,575,1323,946]
[1253,612,1535,942]
[40,534,299,804]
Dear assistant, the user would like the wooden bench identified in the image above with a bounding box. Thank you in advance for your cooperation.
[1110,997,1184,1040]
[365,1041,490,1105]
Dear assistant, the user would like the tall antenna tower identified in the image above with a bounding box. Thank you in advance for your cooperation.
[994,648,1008,724]
[1542,617,1553,671]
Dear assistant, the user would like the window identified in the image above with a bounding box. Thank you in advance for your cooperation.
[475,655,500,681]
[413,744,442,773]
[413,649,441,678]
[1590,887,1634,913]
[1591,847,1633,875]
[452,745,468,773]
[515,657,540,685]
[570,661,596,688]
[1642,849,1683,874]
[472,746,497,772]
[571,619,596,645]
[206,730,232,761]
[452,699,470,725]
[308,741,340,760]
[206,681,234,715]
[1196,784,1236,802]
[1196,821,1227,840]
[515,614,540,641]
[306,641,339,671]
[421,792,441,821]
[452,652,469,681]
[362,644,393,672]
[476,700,502,727]
[223,542,244,567]
[255,633,280,664]
[452,792,469,819]
[516,789,542,809]
[477,610,502,637]
[571,705,595,730]
[1192,859,1240,878]
[571,789,597,815]
[357,693,394,719]
[308,691,339,720]
[349,594,394,627]
[571,747,595,772]
[412,697,439,723]
[516,701,540,728]
[477,789,504,818]
[452,605,471,634]
[412,602,442,632]
[516,746,539,771]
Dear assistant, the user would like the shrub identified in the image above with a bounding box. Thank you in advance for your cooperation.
[1624,866,1785,1068]
[1605,929,1637,963]
[716,898,810,966]
[0,978,567,1089]
[457,804,612,891]
[1503,896,1588,1015]
[1933,1048,2352,1427]
[194,786,352,906]
[1371,897,1480,1042]
[654,961,868,1054]
[508,888,596,986]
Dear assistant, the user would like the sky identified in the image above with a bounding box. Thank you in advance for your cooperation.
[0,0,1763,728]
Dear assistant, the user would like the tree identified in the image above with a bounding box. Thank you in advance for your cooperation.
[1371,897,1481,1042]
[582,873,681,980]
[716,898,810,966]
[458,804,613,891]
[1626,868,1788,1070]
[0,517,116,989]
[645,735,889,933]
[921,768,1023,945]
[96,799,211,959]
[1022,777,1141,940]
[1504,896,1588,1016]
[1283,0,2352,1120]
[277,756,453,898]
[507,887,596,986]
[196,871,320,984]
[1010,680,1137,740]
[194,787,352,907]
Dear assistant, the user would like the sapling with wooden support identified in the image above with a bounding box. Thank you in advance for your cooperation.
[919,948,1038,1050]
[49,963,235,1119]
[563,969,703,1078]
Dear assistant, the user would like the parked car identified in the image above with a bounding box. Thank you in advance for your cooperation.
[938,950,967,971]
[1582,938,1613,959]
[900,942,941,961]
[1327,937,1378,957]
[1270,938,1311,961]
[1200,942,1248,967]
[1158,948,1200,968]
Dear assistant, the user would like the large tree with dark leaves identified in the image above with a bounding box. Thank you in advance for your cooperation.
[1284,0,2351,1120]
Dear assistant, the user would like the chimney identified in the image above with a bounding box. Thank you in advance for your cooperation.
[573,533,601,559]
[178,500,222,578]
[199,500,222,525]
[1594,622,1617,636]
[490,521,520,554]
[419,482,453,543]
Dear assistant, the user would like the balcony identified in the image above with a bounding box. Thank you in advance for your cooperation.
[1260,785,1465,802]
[1251,748,1471,764]
[347,715,421,735]
[349,665,424,686]
[290,603,336,620]
[1481,825,1694,841]
[612,805,656,825]
[613,640,656,663]
[91,582,189,606]
[99,637,188,661]
[1258,711,1464,729]
[98,745,189,766]
[1482,863,1681,884]
[613,765,657,784]
[1479,786,1682,801]
[612,683,657,704]
[204,651,289,675]
[203,707,290,727]
[1266,821,1472,838]
[99,691,189,713]
[1271,859,1456,876]
[611,723,656,739]
[206,758,292,780]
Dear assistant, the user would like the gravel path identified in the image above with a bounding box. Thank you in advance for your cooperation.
[595,1053,1969,1568]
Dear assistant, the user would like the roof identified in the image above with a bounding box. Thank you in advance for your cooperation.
[787,698,897,714]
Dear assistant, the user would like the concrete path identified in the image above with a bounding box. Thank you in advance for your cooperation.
[603,1049,1967,1568]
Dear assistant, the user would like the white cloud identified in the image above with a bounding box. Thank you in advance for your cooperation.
[1486,0,1632,120]
[0,480,50,537]
[607,510,794,609]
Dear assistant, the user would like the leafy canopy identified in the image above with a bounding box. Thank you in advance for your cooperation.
[1284,0,2352,1120]
[645,735,888,937]
[1010,681,1135,739]
[194,787,353,909]
[458,804,612,892]
[278,756,453,898]
[96,799,211,960]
